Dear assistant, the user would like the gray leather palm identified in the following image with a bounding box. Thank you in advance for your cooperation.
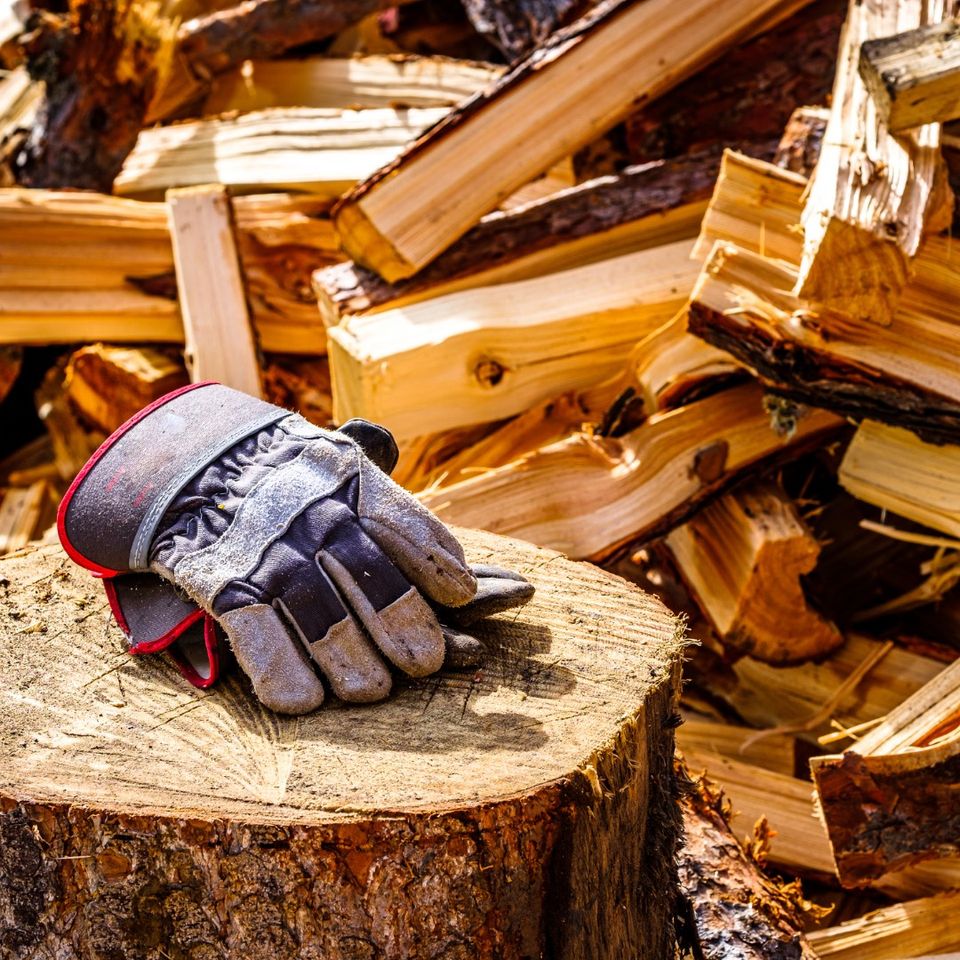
[149,413,478,713]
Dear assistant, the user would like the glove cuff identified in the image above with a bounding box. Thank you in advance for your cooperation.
[58,382,288,575]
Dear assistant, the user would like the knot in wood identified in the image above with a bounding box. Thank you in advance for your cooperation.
[473,356,507,388]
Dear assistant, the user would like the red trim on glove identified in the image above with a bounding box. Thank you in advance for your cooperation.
[56,381,217,576]
[104,576,206,654]
[167,616,220,689]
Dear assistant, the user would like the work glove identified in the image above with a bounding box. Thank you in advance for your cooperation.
[58,383,533,714]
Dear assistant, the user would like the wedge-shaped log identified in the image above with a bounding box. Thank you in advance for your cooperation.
[0,533,685,960]
[167,185,262,395]
[0,481,54,555]
[64,345,187,433]
[315,153,716,324]
[795,0,954,324]
[688,242,960,444]
[115,106,448,199]
[860,20,960,130]
[677,767,818,960]
[0,346,21,406]
[839,419,960,539]
[812,656,960,885]
[203,54,503,115]
[806,892,960,959]
[331,0,813,281]
[328,241,701,442]
[419,383,842,560]
[667,481,843,663]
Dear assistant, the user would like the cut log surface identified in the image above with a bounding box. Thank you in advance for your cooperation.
[0,531,685,960]
[860,19,960,130]
[332,0,813,281]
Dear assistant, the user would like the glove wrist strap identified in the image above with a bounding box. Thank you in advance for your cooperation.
[58,382,288,575]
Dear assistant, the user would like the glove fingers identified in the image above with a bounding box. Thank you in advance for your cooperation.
[219,604,326,715]
[166,615,220,689]
[439,566,535,627]
[320,519,446,678]
[275,566,392,704]
[357,461,476,607]
[442,626,487,670]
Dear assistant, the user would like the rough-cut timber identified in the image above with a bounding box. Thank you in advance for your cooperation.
[812,657,960,886]
[9,0,422,189]
[64,345,187,433]
[116,106,448,199]
[806,892,960,958]
[688,242,960,444]
[860,19,960,130]
[315,152,716,323]
[839,419,960,537]
[0,187,339,354]
[202,53,503,115]
[328,241,700,442]
[0,532,685,960]
[676,766,819,960]
[420,383,843,560]
[167,185,262,395]
[459,0,585,60]
[795,0,955,325]
[666,480,843,663]
[332,0,814,281]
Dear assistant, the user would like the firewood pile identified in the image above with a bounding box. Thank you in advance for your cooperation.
[2,0,960,957]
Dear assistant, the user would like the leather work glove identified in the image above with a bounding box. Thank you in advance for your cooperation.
[58,383,533,714]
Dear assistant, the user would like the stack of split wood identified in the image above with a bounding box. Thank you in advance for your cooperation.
[3,0,960,957]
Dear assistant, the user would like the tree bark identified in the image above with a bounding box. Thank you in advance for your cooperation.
[0,530,685,959]
[459,0,589,61]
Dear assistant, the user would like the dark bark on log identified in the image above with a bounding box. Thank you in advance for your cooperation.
[7,0,417,190]
[813,751,960,886]
[459,0,589,61]
[9,4,174,190]
[624,0,842,166]
[315,151,720,319]
[178,0,415,79]
[773,106,829,178]
[0,534,685,959]
[687,298,960,446]
[676,764,818,960]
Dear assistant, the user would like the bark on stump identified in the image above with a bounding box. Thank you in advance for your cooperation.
[0,529,685,960]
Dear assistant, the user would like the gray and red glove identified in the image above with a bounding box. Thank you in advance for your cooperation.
[58,383,532,714]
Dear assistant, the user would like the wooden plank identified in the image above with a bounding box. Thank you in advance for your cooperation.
[332,0,814,281]
[328,241,701,443]
[860,20,960,130]
[166,185,262,396]
[117,107,448,199]
[314,152,716,324]
[839,419,960,539]
[795,0,954,325]
[203,54,503,115]
[419,383,843,560]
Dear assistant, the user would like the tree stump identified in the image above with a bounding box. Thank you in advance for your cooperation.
[0,530,685,960]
